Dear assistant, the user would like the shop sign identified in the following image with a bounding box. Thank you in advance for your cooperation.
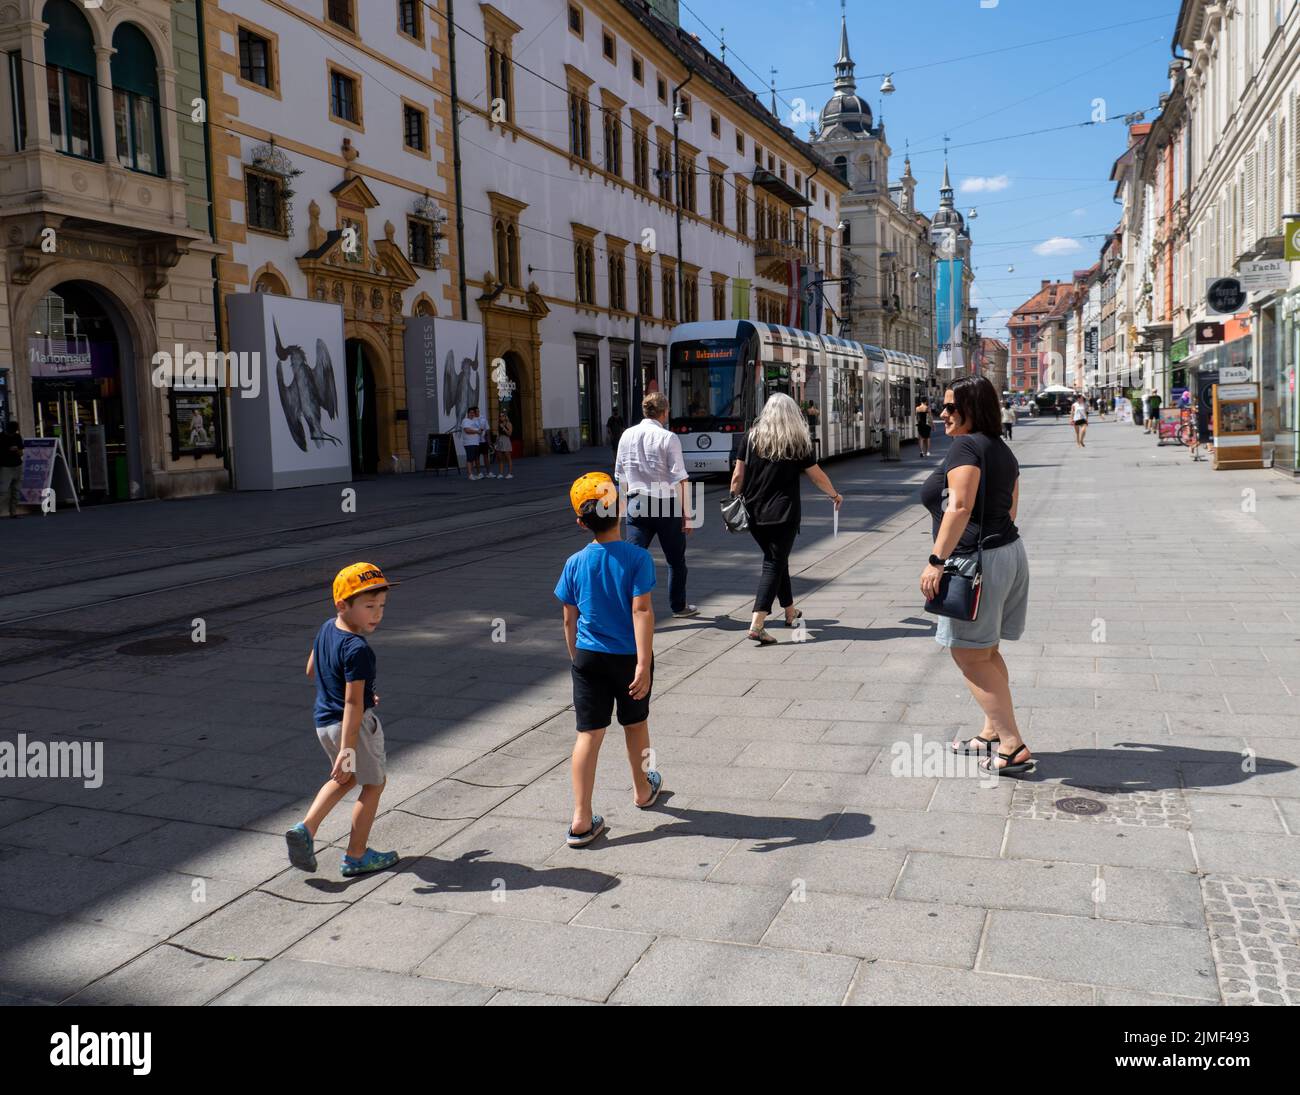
[28,339,116,379]
[1220,366,1250,383]
[1170,338,1189,363]
[1285,218,1300,262]
[1206,277,1247,315]
[1219,383,1258,401]
[1195,322,1224,344]
[1240,259,1291,292]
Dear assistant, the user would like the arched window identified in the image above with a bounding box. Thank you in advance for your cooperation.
[494,219,507,284]
[506,224,520,287]
[111,24,162,174]
[43,0,99,160]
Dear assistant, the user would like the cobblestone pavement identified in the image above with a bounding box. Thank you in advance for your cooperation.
[2,415,1299,1005]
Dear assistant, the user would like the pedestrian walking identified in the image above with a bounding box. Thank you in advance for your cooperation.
[606,410,625,458]
[729,394,842,646]
[1053,401,1062,422]
[494,411,514,479]
[1000,401,1015,442]
[1071,394,1088,447]
[919,377,1035,776]
[555,473,662,847]
[915,396,933,457]
[614,391,698,618]
[0,420,22,517]
[285,563,400,877]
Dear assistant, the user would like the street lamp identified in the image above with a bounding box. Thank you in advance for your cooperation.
[880,73,895,95]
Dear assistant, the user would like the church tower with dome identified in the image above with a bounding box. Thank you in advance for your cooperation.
[811,7,935,366]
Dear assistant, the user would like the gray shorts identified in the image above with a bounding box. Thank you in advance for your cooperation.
[935,538,1030,649]
[316,709,386,785]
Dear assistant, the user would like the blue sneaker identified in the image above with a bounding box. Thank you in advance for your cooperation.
[340,847,399,877]
[567,814,606,847]
[285,823,317,872]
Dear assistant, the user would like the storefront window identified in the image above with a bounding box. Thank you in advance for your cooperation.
[1279,290,1300,472]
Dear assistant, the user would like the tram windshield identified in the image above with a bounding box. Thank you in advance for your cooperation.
[668,339,755,431]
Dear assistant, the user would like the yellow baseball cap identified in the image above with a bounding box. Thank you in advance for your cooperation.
[569,471,617,516]
[332,562,392,604]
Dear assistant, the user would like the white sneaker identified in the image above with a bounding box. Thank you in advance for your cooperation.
[488,472,499,478]
[505,473,514,479]
[672,605,701,618]
[470,473,480,481]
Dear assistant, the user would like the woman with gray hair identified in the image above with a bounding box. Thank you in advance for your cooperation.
[729,393,842,645]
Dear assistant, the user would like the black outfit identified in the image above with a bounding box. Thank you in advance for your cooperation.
[606,415,625,454]
[915,406,932,439]
[919,433,1020,557]
[738,437,816,613]
[571,649,652,729]
[0,430,21,468]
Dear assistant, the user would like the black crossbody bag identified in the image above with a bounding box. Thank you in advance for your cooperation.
[924,457,987,621]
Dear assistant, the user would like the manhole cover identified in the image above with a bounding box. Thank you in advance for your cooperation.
[1055,797,1106,816]
[117,635,227,657]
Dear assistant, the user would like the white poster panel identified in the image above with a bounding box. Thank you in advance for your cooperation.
[262,297,348,474]
[435,318,485,459]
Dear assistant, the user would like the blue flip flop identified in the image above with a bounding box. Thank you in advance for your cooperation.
[567,814,606,847]
[635,769,663,809]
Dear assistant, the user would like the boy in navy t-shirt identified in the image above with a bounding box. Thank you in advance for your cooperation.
[284,562,399,878]
[555,473,663,847]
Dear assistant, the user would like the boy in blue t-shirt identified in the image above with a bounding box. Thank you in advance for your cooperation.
[284,562,399,878]
[554,473,663,846]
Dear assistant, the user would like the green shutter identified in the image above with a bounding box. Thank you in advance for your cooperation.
[111,24,159,98]
[42,0,95,74]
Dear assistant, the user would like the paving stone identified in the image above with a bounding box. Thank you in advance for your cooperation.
[284,901,473,973]
[0,917,159,1003]
[1185,792,1287,835]
[848,959,1092,1006]
[99,820,298,886]
[64,944,264,1005]
[485,989,599,1005]
[981,910,1218,998]
[1202,874,1300,1006]
[575,874,788,943]
[1010,783,1190,829]
[895,852,1096,916]
[0,847,156,917]
[212,956,493,1005]
[609,937,857,1005]
[416,916,652,1001]
[1194,831,1300,880]
[397,779,523,821]
[1006,818,1195,870]
[829,808,1006,858]
[129,782,298,828]
[0,804,167,856]
[170,890,345,960]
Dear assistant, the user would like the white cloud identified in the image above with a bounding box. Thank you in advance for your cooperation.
[1071,207,1087,217]
[1034,236,1083,256]
[960,175,1010,193]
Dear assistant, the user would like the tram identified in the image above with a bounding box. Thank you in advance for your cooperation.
[666,320,931,476]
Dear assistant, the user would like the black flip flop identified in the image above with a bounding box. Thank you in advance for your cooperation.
[781,610,804,627]
[951,734,1000,755]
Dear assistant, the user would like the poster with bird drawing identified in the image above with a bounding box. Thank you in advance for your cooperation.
[433,318,486,461]
[225,293,351,488]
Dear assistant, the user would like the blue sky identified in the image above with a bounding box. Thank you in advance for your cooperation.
[682,0,1181,338]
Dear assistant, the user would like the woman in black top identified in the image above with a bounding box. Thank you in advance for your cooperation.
[918,376,1035,776]
[915,398,933,457]
[730,394,842,645]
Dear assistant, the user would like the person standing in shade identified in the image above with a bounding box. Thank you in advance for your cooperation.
[494,410,514,479]
[461,405,484,480]
[1145,392,1161,434]
[730,394,841,646]
[1001,401,1015,442]
[0,421,22,517]
[606,409,625,461]
[1071,394,1089,447]
[915,396,933,457]
[615,392,698,619]
[919,377,1035,777]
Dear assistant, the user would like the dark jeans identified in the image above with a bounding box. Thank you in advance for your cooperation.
[626,511,688,612]
[750,521,798,614]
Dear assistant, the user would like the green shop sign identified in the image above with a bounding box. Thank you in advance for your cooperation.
[1170,338,1189,363]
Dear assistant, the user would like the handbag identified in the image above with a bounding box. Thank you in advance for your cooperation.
[720,492,750,533]
[924,457,987,621]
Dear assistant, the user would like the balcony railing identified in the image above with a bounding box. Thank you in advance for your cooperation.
[755,237,802,262]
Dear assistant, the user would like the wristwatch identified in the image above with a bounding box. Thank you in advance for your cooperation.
[928,554,946,567]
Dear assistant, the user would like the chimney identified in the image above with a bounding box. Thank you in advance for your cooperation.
[1041,279,1050,289]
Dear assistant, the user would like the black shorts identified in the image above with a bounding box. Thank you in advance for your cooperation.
[571,649,652,730]
[917,425,932,438]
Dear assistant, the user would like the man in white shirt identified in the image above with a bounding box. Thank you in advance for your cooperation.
[461,404,484,479]
[615,391,698,618]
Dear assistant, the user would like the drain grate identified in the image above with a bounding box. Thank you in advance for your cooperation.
[117,635,228,657]
[1055,796,1106,816]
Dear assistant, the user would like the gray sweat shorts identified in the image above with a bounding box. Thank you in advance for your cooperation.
[316,708,386,785]
[934,538,1030,649]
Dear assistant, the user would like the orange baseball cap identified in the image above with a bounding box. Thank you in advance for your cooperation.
[569,471,617,516]
[332,562,393,604]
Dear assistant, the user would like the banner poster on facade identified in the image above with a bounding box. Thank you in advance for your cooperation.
[935,259,965,369]
[226,293,350,490]
[433,318,485,460]
[402,317,439,461]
